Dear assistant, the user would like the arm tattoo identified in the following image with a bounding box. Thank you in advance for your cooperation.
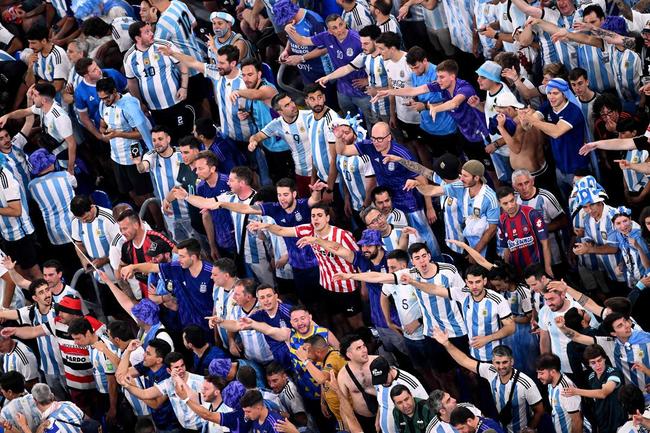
[589,26,637,50]
[396,158,435,180]
[563,329,575,338]
[576,293,588,307]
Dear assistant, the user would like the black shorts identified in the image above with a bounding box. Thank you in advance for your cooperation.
[186,74,209,109]
[150,102,195,141]
[319,287,363,317]
[427,334,471,371]
[462,139,494,170]
[2,232,39,269]
[396,119,424,141]
[112,161,153,196]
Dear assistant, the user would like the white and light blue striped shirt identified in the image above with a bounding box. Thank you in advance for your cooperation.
[623,150,649,192]
[89,336,118,394]
[381,224,418,253]
[449,287,512,361]
[423,1,447,31]
[213,286,236,347]
[28,171,76,246]
[395,265,468,338]
[577,45,615,93]
[71,206,120,264]
[0,394,41,432]
[608,43,642,113]
[2,340,39,382]
[0,168,34,241]
[124,41,182,111]
[548,374,589,433]
[204,65,256,142]
[155,1,203,74]
[433,174,464,254]
[4,133,30,195]
[156,373,204,429]
[33,44,71,83]
[261,111,313,177]
[540,8,578,68]
[351,52,390,117]
[143,149,189,220]
[337,154,374,212]
[375,368,428,433]
[597,332,650,400]
[227,300,274,364]
[308,108,339,183]
[582,203,623,282]
[218,191,267,265]
[17,305,63,376]
[111,16,136,53]
[342,2,374,31]
[44,401,85,433]
[99,93,153,165]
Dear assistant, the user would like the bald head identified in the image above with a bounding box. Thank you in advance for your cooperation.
[372,122,390,137]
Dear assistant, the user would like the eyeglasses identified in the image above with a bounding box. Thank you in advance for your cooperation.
[367,213,384,225]
[600,109,616,118]
[370,134,390,143]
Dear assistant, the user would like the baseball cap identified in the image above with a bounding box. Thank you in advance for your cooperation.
[146,240,173,257]
[370,356,391,386]
[476,60,502,84]
[462,160,487,184]
[357,229,383,247]
[643,19,650,33]
[494,92,525,109]
[433,153,460,180]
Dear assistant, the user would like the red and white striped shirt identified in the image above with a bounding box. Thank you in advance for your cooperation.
[41,315,105,390]
[295,224,358,293]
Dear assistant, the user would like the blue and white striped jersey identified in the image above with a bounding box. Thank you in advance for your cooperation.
[607,43,642,113]
[218,191,267,265]
[89,335,118,394]
[426,403,481,433]
[155,373,204,430]
[33,44,71,83]
[213,285,236,346]
[99,93,153,165]
[111,16,136,53]
[0,23,14,46]
[381,224,418,253]
[423,1,447,31]
[71,206,120,263]
[123,375,152,417]
[337,154,374,212]
[386,208,408,228]
[28,171,76,246]
[0,167,34,241]
[577,45,615,94]
[539,298,595,373]
[502,285,533,317]
[623,150,649,192]
[449,287,512,361]
[2,340,39,382]
[66,68,83,95]
[202,400,234,433]
[548,374,589,433]
[0,394,41,432]
[474,2,499,58]
[395,265,468,338]
[596,331,650,400]
[582,203,624,282]
[342,2,374,31]
[142,149,189,220]
[478,364,543,433]
[0,49,14,62]
[433,173,464,254]
[350,52,390,117]
[308,108,339,183]
[204,65,256,142]
[261,111,313,177]
[31,103,73,145]
[227,300,274,364]
[265,218,293,280]
[497,0,526,53]
[124,41,182,111]
[44,401,85,433]
[16,305,63,376]
[376,15,402,38]
[155,1,203,73]
[540,8,578,68]
[375,368,428,433]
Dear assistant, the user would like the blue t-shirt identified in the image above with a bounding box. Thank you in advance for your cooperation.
[74,69,127,127]
[134,363,179,430]
[260,199,318,269]
[352,250,400,329]
[192,345,227,375]
[355,140,423,212]
[197,173,236,251]
[209,135,247,175]
[250,303,293,370]
[290,10,333,82]
[158,261,214,332]
[221,409,253,433]
[537,101,588,174]
[311,29,366,97]
[412,64,456,136]
[250,409,285,433]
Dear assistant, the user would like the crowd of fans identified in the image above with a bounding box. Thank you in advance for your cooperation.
[1,0,650,432]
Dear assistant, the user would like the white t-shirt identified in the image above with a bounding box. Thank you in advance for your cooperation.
[384,53,421,124]
[381,281,424,340]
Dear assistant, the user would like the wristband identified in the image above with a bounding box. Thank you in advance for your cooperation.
[182,396,190,403]
[494,32,500,41]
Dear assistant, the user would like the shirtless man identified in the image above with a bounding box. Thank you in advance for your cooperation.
[492,93,547,177]
[336,334,378,433]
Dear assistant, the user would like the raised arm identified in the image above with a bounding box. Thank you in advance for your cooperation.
[296,236,355,263]
[1,256,31,290]
[334,271,395,285]
[446,239,496,270]
[381,154,434,180]
[247,221,297,238]
[242,318,292,342]
[554,316,597,346]
[98,272,136,313]
[400,273,450,298]
[547,280,604,318]
[511,0,543,18]
[431,328,479,372]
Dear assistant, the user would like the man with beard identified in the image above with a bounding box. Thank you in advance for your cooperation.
[184,177,323,310]
[247,204,363,335]
[297,229,408,362]
[0,279,66,400]
[228,59,291,183]
[248,93,314,197]
[1,295,105,416]
[133,125,191,242]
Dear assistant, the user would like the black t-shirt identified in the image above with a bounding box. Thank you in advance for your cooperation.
[587,366,627,433]
[176,163,205,234]
[633,135,650,151]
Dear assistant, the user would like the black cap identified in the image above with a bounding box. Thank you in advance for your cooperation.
[433,153,461,181]
[370,356,391,386]
[146,240,173,257]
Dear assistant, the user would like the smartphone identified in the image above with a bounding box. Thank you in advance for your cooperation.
[130,143,141,159]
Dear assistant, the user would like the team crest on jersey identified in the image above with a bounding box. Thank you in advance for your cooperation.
[633,156,640,163]
[377,66,382,74]
[482,309,488,316]
[523,226,529,233]
[295,213,303,222]
[166,280,173,292]
[387,162,395,171]
[96,229,102,236]
[199,282,207,293]
[346,48,354,56]
[300,126,305,133]
[446,197,453,206]
[144,58,150,66]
